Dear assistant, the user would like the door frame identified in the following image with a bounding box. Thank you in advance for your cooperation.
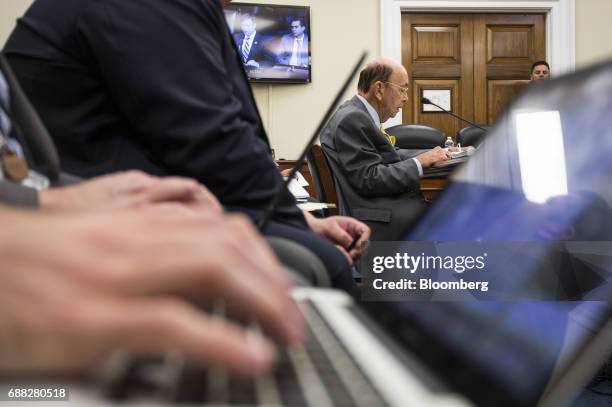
[380,0,575,126]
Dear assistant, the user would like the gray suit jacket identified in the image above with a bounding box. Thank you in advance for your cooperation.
[277,34,309,66]
[320,96,426,241]
[0,53,77,208]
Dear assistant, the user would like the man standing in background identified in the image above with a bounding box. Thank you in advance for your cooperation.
[530,60,551,81]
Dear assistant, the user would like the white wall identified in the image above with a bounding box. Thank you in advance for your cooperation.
[1,0,611,158]
[575,0,612,69]
[0,0,32,47]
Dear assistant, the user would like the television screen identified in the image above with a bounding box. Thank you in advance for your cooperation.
[223,3,311,84]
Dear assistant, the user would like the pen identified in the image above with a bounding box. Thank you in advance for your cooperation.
[347,232,362,251]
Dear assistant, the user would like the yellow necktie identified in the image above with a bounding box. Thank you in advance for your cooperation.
[380,126,396,146]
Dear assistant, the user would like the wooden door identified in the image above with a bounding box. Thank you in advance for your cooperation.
[473,14,546,125]
[401,13,546,139]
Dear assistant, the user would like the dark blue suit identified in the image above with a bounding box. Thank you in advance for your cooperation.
[234,32,275,68]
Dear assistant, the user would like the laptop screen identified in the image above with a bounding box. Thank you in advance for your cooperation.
[372,60,612,406]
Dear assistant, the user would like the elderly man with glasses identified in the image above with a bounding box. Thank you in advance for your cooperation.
[320,57,451,241]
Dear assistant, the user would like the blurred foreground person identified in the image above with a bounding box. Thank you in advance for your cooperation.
[3,0,361,291]
[0,205,302,376]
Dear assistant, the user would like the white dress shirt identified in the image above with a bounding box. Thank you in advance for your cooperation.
[289,34,305,66]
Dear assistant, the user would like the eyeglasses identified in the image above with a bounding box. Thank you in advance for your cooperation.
[384,82,410,98]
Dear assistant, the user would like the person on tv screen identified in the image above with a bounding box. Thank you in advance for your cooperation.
[277,18,309,68]
[234,13,274,69]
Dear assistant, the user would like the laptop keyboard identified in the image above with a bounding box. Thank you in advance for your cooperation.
[103,300,388,406]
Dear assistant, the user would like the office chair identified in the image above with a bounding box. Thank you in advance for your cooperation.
[309,145,363,277]
[305,144,339,216]
[456,125,492,147]
[385,124,446,149]
[317,146,354,217]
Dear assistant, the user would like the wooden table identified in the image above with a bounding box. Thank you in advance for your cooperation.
[421,170,451,201]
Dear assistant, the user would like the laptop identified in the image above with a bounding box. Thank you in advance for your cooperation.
[11,60,612,406]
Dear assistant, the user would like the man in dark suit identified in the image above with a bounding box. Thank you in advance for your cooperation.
[320,57,451,241]
[0,53,222,211]
[3,0,363,291]
[0,51,333,287]
[234,13,275,69]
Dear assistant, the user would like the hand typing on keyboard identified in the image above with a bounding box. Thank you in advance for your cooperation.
[39,170,224,213]
[0,205,303,377]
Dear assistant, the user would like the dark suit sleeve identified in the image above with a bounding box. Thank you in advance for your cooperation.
[252,34,275,67]
[0,180,38,208]
[75,1,282,206]
[334,113,421,196]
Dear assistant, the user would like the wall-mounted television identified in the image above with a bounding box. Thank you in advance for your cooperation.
[223,3,311,84]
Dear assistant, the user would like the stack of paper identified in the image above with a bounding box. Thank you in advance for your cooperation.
[286,171,310,200]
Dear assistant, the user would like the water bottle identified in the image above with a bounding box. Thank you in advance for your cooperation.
[444,136,454,149]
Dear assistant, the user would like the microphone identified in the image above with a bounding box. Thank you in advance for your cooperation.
[421,97,488,132]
